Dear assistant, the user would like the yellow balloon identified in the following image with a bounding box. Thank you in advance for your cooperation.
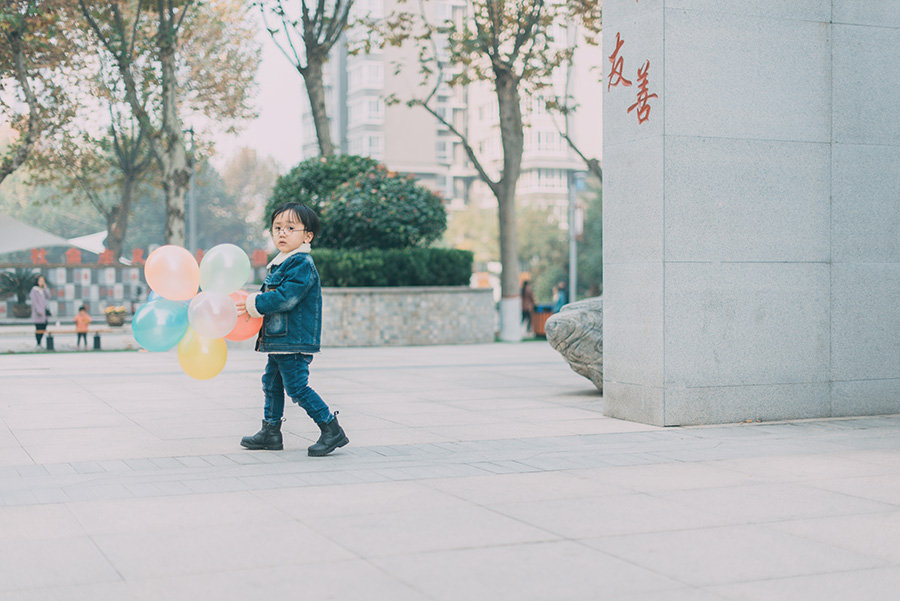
[177,328,228,380]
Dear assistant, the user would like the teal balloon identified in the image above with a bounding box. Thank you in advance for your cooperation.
[132,298,190,352]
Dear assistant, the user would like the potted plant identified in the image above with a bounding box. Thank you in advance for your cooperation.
[104,305,128,326]
[0,268,40,318]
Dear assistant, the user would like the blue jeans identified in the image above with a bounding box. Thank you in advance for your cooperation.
[262,353,333,425]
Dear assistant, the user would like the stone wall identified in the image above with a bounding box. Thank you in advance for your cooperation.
[322,286,495,347]
[603,2,900,425]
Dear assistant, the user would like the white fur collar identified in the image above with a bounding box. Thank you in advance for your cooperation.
[267,244,311,268]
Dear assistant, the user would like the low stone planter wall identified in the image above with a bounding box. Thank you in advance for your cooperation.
[322,286,495,347]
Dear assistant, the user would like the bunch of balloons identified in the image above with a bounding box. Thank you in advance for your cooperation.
[131,244,263,380]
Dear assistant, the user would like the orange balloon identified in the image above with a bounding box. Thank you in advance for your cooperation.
[145,245,200,301]
[226,290,263,341]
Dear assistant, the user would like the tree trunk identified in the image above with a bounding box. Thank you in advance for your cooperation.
[157,5,189,247]
[494,69,525,341]
[305,54,335,156]
[105,174,136,261]
[160,141,190,247]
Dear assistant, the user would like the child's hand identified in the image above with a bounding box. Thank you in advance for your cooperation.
[235,300,246,316]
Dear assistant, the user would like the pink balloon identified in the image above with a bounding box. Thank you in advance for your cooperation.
[188,291,238,339]
[144,245,200,301]
[226,290,263,341]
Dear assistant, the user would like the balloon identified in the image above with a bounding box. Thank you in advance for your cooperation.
[177,329,228,380]
[145,245,200,301]
[199,243,252,295]
[226,290,263,341]
[148,290,189,306]
[131,299,190,352]
[188,291,238,339]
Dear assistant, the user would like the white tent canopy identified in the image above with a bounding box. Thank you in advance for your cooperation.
[0,214,111,257]
[0,214,72,254]
[67,231,107,255]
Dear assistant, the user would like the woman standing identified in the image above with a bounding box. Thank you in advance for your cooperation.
[521,280,536,335]
[30,275,51,347]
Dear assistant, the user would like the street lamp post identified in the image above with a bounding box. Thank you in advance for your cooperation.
[568,169,586,302]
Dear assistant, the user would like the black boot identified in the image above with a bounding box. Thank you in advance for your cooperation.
[241,420,283,450]
[308,412,349,457]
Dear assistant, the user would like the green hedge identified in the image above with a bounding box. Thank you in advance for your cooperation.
[313,248,473,287]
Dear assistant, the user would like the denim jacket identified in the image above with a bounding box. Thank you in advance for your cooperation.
[248,249,322,354]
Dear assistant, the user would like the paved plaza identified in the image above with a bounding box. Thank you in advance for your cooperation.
[1,339,899,600]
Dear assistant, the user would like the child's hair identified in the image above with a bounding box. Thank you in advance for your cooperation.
[270,203,320,241]
[79,305,86,312]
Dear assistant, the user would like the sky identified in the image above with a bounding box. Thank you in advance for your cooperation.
[210,29,307,172]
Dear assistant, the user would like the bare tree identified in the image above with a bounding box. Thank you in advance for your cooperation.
[256,0,355,156]
[381,0,600,341]
[29,109,155,261]
[547,18,602,183]
[78,0,258,248]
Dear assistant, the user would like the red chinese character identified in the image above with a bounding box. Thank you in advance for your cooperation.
[98,249,115,265]
[608,32,632,91]
[130,248,146,264]
[251,249,269,267]
[627,60,659,124]
[65,247,82,264]
[30,248,48,264]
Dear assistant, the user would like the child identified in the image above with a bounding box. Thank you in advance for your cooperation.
[235,202,348,457]
[75,305,92,349]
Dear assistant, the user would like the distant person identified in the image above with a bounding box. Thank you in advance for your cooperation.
[521,280,536,335]
[553,280,568,313]
[30,275,51,348]
[75,305,92,350]
[235,202,349,457]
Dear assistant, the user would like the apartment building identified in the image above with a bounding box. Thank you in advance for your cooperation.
[299,0,602,220]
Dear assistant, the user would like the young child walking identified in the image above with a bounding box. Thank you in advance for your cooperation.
[235,202,348,457]
[75,305,92,349]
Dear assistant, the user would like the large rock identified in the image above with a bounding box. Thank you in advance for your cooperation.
[545,296,603,392]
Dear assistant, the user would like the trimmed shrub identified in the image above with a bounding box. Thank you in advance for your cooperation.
[313,248,473,287]
[268,156,463,286]
[319,166,447,250]
[265,154,379,226]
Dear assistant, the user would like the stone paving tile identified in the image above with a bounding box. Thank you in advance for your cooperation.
[1,420,898,508]
[1,343,899,601]
[370,541,684,601]
[708,567,900,601]
[584,524,888,588]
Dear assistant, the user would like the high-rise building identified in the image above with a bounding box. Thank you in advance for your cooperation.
[299,0,602,219]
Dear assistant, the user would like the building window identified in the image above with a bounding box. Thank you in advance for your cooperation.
[436,140,450,162]
[348,61,384,93]
[367,134,384,159]
[348,96,384,127]
[527,130,562,153]
[367,98,384,122]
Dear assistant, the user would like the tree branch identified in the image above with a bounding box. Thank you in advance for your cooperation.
[414,100,498,198]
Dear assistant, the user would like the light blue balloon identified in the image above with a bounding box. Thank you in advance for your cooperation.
[132,298,190,352]
[147,290,189,305]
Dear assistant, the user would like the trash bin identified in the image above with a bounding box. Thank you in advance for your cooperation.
[531,304,553,338]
